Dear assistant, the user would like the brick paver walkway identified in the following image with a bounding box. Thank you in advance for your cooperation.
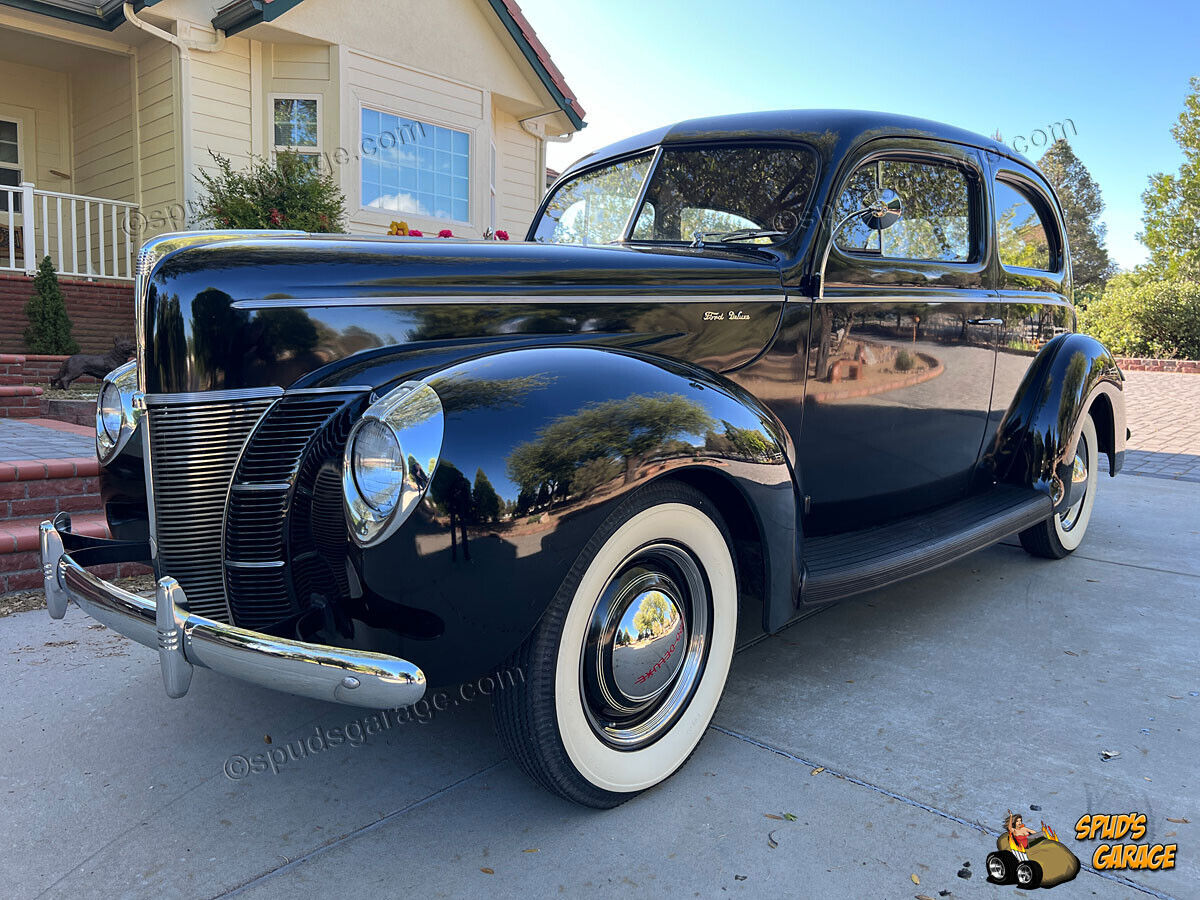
[1121,371,1200,483]
[0,418,94,461]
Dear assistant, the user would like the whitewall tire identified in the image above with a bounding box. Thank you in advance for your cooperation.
[493,481,738,807]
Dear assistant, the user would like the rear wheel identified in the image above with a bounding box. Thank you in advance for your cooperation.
[493,481,738,808]
[1020,414,1099,559]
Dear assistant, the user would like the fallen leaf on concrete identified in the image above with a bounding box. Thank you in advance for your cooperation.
[911,873,920,884]
[480,867,494,875]
[522,848,539,853]
[1165,831,1177,837]
[264,735,272,744]
[1029,804,1042,811]
[956,867,971,879]
[1166,817,1190,824]
[784,813,797,821]
[764,813,783,820]
[811,766,825,775]
[1099,749,1120,760]
[767,830,779,849]
[1168,695,1184,700]
[1063,650,1078,656]
[916,894,936,900]
[734,874,747,881]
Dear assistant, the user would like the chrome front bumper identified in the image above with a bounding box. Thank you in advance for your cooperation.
[39,517,426,709]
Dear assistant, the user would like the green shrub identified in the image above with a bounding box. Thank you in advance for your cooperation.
[893,349,916,372]
[194,150,346,233]
[24,256,79,355]
[1078,275,1200,359]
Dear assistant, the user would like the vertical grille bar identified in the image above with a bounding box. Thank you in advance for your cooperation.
[146,395,277,622]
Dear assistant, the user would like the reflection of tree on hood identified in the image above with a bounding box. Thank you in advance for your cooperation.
[507,392,713,502]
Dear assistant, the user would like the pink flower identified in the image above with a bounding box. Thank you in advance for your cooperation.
[495,230,509,241]
[438,229,453,238]
[269,208,284,226]
[408,228,423,237]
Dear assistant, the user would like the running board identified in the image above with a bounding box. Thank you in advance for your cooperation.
[801,485,1053,605]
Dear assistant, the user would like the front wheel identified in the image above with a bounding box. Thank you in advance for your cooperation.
[1019,414,1099,559]
[492,481,738,808]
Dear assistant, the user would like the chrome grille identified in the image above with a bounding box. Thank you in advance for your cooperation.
[146,395,277,621]
[223,395,357,628]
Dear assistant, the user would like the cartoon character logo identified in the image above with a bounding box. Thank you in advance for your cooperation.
[986,811,1081,889]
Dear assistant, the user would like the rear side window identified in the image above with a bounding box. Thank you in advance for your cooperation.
[836,158,972,262]
[994,179,1054,271]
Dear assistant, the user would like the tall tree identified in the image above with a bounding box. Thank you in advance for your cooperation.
[1038,140,1114,287]
[1139,76,1200,279]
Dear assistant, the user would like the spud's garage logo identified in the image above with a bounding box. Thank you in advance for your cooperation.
[986,811,1080,889]
[1075,813,1177,872]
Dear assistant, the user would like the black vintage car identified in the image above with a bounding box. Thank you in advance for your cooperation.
[41,110,1125,808]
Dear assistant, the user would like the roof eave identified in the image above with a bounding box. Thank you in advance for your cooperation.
[0,0,155,30]
[484,0,585,131]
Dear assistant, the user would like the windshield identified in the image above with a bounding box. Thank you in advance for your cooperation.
[532,143,818,246]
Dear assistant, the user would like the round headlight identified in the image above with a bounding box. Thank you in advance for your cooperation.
[352,419,404,513]
[99,383,124,440]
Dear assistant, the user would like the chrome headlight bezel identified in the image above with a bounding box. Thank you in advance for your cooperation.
[343,381,444,546]
[95,360,142,464]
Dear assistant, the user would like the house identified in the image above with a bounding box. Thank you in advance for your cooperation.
[0,0,584,352]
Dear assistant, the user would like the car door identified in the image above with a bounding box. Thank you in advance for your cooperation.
[799,140,998,535]
[984,162,1074,454]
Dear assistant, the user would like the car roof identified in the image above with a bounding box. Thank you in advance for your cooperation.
[559,109,1035,179]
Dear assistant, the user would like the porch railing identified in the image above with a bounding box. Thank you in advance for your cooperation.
[1,182,139,282]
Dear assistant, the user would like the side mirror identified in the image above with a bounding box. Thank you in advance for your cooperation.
[814,187,905,300]
[859,187,903,231]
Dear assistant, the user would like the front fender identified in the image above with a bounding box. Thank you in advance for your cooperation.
[988,333,1126,510]
[353,346,796,687]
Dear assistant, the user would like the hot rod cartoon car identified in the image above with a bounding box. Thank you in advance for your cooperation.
[41,110,1125,807]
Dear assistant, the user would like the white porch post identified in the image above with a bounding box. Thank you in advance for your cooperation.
[20,182,35,275]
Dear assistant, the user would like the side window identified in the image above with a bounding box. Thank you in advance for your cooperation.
[994,179,1054,271]
[835,158,972,262]
[532,153,653,245]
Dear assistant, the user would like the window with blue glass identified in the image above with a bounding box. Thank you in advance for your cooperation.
[361,107,470,222]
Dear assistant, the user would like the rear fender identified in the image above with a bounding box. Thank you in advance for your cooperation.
[987,333,1126,511]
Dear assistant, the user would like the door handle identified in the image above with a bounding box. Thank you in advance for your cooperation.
[968,318,1004,326]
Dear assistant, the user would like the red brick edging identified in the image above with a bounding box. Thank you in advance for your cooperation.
[1115,357,1200,374]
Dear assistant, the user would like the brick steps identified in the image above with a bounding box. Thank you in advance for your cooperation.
[0,455,151,593]
[0,510,150,593]
[0,384,45,418]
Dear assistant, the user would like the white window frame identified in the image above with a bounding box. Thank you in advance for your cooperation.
[270,93,322,161]
[357,102,472,226]
[489,139,497,232]
[0,114,24,214]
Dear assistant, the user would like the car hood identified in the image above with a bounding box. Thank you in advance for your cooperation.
[140,234,789,394]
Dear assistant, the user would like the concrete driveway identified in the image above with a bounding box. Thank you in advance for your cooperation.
[3,473,1196,899]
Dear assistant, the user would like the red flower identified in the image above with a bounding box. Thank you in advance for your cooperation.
[408,229,423,237]
[438,229,453,238]
[495,230,509,241]
[269,208,284,226]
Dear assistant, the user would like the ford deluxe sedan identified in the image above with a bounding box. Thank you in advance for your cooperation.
[41,110,1125,807]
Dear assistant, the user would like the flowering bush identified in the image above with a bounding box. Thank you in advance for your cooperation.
[495,229,509,241]
[194,150,345,232]
[438,229,454,238]
[409,229,423,237]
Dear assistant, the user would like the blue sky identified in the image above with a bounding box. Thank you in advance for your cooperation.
[520,0,1199,271]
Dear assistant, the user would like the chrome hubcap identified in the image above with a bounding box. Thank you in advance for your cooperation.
[581,543,710,750]
[1017,865,1032,885]
[1059,432,1090,532]
[987,857,1005,878]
